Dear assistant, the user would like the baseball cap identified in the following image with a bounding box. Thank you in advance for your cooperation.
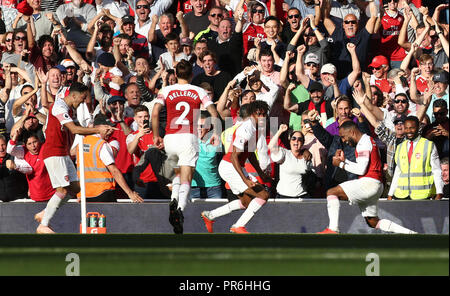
[93,113,115,127]
[107,95,126,105]
[368,55,389,68]
[320,63,336,75]
[61,59,76,68]
[97,52,116,67]
[180,37,193,47]
[393,113,407,124]
[433,71,449,84]
[309,81,324,93]
[304,53,320,65]
[122,15,135,25]
[54,64,67,74]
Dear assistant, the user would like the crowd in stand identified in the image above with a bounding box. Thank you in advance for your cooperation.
[0,0,449,203]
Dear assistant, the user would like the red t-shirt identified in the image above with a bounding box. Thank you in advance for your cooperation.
[128,130,158,183]
[109,117,135,174]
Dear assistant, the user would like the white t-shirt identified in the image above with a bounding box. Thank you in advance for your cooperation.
[270,147,312,197]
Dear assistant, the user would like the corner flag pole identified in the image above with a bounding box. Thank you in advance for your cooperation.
[77,102,89,234]
[79,135,87,234]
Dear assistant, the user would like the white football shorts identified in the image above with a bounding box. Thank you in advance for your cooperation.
[44,156,79,189]
[339,177,384,217]
[163,133,199,167]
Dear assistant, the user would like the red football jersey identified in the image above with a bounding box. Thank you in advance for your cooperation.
[155,83,213,135]
[379,12,406,62]
[355,134,383,182]
[242,23,266,59]
[42,99,73,159]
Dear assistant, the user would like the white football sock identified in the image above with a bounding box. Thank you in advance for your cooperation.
[376,219,417,234]
[327,195,340,232]
[234,198,266,227]
[171,175,181,202]
[209,199,245,220]
[177,182,191,211]
[41,192,67,226]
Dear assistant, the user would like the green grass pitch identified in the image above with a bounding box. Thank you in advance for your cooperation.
[0,234,447,276]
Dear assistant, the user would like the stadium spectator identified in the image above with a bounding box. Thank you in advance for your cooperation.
[388,116,444,200]
[7,126,54,203]
[183,0,210,36]
[190,111,224,199]
[194,5,226,43]
[268,124,313,198]
[126,104,162,199]
[320,0,378,79]
[192,50,232,102]
[148,12,188,64]
[0,134,29,201]
[55,0,97,52]
[206,16,244,77]
[422,99,449,159]
[120,15,151,60]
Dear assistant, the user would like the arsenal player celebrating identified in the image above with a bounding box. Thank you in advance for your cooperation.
[152,59,220,234]
[313,112,417,234]
[36,82,115,234]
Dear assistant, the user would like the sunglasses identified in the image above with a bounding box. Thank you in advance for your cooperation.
[344,20,357,25]
[434,111,447,116]
[291,136,304,141]
[210,13,223,18]
[306,62,318,67]
[15,36,26,41]
[394,99,408,104]
[5,39,12,42]
[389,0,399,3]
[288,14,300,19]
[252,9,265,14]
[372,66,383,70]
[136,4,149,9]
[304,33,316,37]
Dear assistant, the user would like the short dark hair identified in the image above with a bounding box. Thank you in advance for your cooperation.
[258,48,274,60]
[433,99,447,109]
[339,120,358,132]
[264,16,280,26]
[199,50,217,63]
[165,32,179,43]
[239,102,252,119]
[69,82,89,94]
[175,59,193,80]
[247,100,269,116]
[134,105,149,114]
[405,115,420,127]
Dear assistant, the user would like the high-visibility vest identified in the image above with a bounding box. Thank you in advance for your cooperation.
[77,135,115,198]
[394,137,435,200]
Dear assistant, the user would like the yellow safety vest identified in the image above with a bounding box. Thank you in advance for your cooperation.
[394,137,435,200]
[77,135,115,198]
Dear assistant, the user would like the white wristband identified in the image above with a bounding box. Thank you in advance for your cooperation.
[339,161,345,169]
